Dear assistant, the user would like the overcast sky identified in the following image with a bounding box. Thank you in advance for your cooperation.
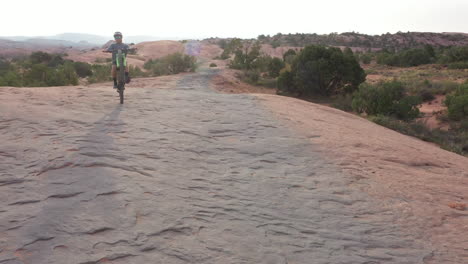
[2,0,467,38]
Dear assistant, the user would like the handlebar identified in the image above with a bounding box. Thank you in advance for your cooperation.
[102,47,137,53]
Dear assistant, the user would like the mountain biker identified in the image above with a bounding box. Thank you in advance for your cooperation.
[103,31,131,89]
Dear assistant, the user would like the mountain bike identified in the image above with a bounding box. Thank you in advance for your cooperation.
[116,49,126,104]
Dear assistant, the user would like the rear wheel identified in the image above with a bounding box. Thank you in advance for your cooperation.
[117,50,126,104]
[119,86,124,104]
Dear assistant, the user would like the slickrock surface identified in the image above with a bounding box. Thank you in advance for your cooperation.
[1,67,466,263]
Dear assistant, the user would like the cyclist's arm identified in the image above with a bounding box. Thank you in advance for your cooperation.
[103,44,114,53]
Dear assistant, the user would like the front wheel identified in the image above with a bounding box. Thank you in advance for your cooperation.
[119,86,124,104]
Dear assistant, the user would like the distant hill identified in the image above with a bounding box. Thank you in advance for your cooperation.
[0,33,166,58]
[205,32,468,51]
[0,34,102,47]
[0,33,167,46]
[0,39,75,57]
[52,33,108,45]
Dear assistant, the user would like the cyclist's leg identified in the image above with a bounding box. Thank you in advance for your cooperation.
[125,65,131,84]
[111,65,117,78]
[111,64,117,88]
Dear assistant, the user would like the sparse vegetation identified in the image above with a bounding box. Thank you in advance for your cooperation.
[253,32,468,51]
[209,63,217,67]
[370,115,468,155]
[87,64,112,84]
[0,53,79,87]
[143,53,197,76]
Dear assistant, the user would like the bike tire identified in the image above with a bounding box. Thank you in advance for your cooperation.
[119,89,124,104]
[117,50,125,104]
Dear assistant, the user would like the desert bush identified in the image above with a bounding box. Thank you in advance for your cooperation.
[0,59,12,75]
[448,61,468,69]
[30,51,52,64]
[445,84,468,120]
[73,62,93,78]
[229,42,261,70]
[370,115,468,155]
[352,81,421,120]
[0,52,84,87]
[241,70,260,84]
[404,79,458,97]
[376,47,433,67]
[439,46,468,63]
[360,53,372,64]
[267,57,285,78]
[332,94,354,112]
[144,53,196,76]
[209,63,217,67]
[47,54,66,67]
[283,49,297,64]
[419,89,436,102]
[220,38,242,60]
[278,45,366,97]
[88,64,112,83]
[277,70,294,94]
[129,65,146,78]
[94,58,106,63]
[0,71,22,86]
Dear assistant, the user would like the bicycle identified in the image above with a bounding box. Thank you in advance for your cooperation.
[115,48,126,104]
[103,47,135,104]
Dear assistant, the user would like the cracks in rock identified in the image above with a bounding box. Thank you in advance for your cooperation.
[22,236,54,248]
[8,200,42,206]
[78,253,137,264]
[48,192,83,199]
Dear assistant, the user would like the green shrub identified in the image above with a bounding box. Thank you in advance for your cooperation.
[360,53,372,64]
[0,59,12,75]
[448,61,468,69]
[419,89,436,102]
[241,70,260,84]
[376,47,433,67]
[143,53,197,76]
[209,63,217,67]
[129,65,146,78]
[332,94,354,112]
[283,49,297,64]
[0,52,80,87]
[277,70,294,94]
[73,62,93,78]
[352,81,421,120]
[278,45,366,96]
[267,57,285,78]
[370,115,468,155]
[30,51,52,64]
[88,64,112,83]
[0,71,22,86]
[220,38,242,60]
[95,58,106,63]
[392,95,422,120]
[439,46,468,63]
[445,84,468,120]
[229,42,261,70]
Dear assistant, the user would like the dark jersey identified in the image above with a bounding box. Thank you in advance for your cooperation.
[106,43,130,64]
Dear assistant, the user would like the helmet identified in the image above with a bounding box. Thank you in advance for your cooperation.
[113,32,123,38]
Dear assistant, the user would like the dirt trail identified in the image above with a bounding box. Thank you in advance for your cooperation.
[0,67,464,263]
